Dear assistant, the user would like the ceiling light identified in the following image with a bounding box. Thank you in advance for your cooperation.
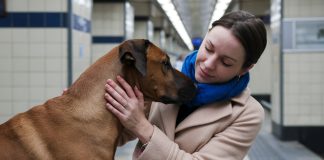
[157,0,193,50]
[208,0,232,29]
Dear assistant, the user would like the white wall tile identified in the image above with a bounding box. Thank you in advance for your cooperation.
[45,0,62,12]
[29,43,45,57]
[45,87,62,100]
[61,0,68,12]
[29,58,45,72]
[29,29,45,43]
[28,0,46,12]
[0,43,13,58]
[13,73,29,86]
[46,58,62,72]
[0,103,12,116]
[29,87,45,101]
[45,73,62,87]
[29,100,44,108]
[13,101,29,114]
[0,87,12,101]
[0,59,12,72]
[12,43,29,57]
[0,29,12,42]
[0,73,12,86]
[45,43,63,58]
[13,87,29,101]
[12,29,29,43]
[8,0,29,12]
[29,73,45,87]
[12,58,28,72]
[45,29,63,43]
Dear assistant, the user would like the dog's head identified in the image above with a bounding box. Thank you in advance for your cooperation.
[119,39,196,104]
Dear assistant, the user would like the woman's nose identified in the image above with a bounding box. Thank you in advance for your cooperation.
[204,55,217,70]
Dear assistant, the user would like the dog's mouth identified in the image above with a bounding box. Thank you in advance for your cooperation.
[159,96,179,104]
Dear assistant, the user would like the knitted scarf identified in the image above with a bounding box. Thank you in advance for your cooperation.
[181,50,249,108]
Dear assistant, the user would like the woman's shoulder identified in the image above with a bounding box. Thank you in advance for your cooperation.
[231,88,265,121]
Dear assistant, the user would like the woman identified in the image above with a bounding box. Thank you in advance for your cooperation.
[105,10,267,160]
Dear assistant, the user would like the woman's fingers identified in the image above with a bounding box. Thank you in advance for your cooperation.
[105,93,127,114]
[116,76,136,98]
[105,82,128,107]
[134,86,144,101]
[106,102,126,120]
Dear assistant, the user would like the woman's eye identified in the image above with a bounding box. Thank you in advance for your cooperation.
[222,61,233,67]
[205,46,212,52]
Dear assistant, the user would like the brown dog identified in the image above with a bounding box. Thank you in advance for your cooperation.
[0,39,196,160]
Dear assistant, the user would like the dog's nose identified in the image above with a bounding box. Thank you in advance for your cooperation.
[178,84,197,102]
[160,96,178,104]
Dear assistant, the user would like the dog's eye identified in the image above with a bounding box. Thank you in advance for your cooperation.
[162,61,171,68]
[161,60,171,74]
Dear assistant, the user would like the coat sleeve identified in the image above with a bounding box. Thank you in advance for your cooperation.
[135,100,264,160]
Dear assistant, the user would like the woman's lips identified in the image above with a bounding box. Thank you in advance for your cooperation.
[198,64,213,79]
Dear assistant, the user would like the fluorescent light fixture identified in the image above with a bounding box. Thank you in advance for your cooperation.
[208,0,232,29]
[157,0,193,50]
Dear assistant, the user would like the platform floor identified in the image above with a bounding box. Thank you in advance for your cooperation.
[115,110,323,160]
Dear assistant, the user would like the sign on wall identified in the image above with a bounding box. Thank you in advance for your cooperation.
[283,18,324,52]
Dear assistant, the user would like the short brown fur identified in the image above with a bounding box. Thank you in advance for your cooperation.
[0,39,195,160]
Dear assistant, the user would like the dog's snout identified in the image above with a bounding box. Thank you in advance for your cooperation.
[178,84,197,102]
[160,96,178,104]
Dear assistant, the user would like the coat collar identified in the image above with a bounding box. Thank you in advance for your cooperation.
[159,88,251,134]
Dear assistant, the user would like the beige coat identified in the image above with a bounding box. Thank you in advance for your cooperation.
[121,88,264,160]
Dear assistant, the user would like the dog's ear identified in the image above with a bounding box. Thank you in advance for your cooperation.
[119,39,150,76]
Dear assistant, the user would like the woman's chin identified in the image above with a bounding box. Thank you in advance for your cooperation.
[195,74,209,83]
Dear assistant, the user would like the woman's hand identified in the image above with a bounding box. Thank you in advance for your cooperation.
[105,76,153,144]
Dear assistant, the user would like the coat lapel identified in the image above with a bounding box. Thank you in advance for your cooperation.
[158,88,251,136]
[175,101,232,133]
[158,103,179,140]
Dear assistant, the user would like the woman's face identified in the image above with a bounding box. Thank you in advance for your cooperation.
[195,26,250,84]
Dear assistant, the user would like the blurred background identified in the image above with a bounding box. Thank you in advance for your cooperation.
[0,0,324,159]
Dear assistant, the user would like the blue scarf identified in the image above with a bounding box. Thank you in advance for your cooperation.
[181,50,250,108]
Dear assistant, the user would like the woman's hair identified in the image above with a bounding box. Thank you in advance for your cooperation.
[210,10,267,68]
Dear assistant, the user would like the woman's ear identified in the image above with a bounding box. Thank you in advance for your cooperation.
[238,64,254,76]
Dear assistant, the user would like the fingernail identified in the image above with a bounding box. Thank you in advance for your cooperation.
[117,75,123,80]
[107,79,113,85]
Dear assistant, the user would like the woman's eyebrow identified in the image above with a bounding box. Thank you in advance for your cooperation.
[208,40,214,48]
[223,55,237,62]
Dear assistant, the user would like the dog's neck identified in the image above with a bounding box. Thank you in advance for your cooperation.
[63,47,123,116]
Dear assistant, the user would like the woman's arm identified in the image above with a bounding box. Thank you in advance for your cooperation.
[135,100,264,160]
[105,76,264,160]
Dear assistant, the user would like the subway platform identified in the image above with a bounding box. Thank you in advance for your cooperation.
[115,110,323,160]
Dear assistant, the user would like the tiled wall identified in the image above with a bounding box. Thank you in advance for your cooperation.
[134,20,153,40]
[0,0,92,123]
[91,2,130,62]
[71,0,92,81]
[280,0,324,126]
[284,0,324,18]
[284,53,324,125]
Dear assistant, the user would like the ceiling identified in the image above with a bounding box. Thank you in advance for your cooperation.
[128,0,270,48]
[173,0,217,39]
[129,0,217,38]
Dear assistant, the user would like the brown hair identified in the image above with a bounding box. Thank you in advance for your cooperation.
[210,10,267,68]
